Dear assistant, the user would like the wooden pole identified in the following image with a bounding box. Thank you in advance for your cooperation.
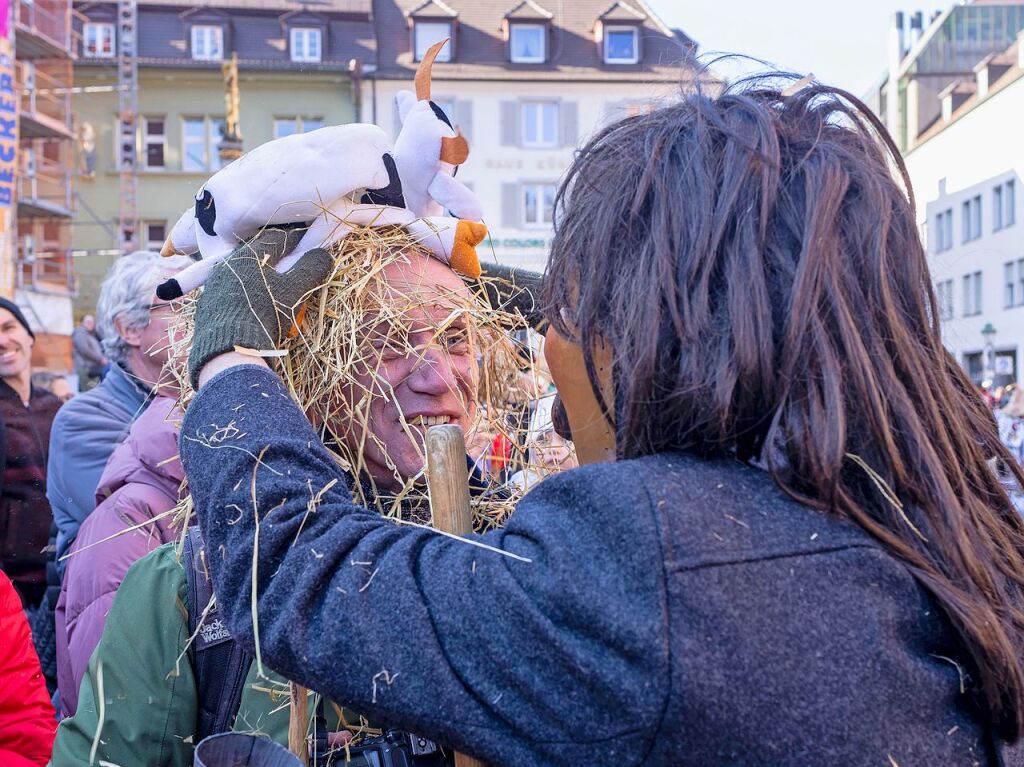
[426,424,486,767]
[288,681,310,765]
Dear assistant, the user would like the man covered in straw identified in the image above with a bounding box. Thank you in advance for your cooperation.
[49,224,546,766]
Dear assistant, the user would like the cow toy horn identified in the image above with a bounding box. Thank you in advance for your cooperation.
[415,39,448,101]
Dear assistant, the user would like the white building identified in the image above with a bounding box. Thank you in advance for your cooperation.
[868,4,1024,385]
[362,0,711,271]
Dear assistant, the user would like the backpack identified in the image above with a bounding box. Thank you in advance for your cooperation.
[182,525,252,744]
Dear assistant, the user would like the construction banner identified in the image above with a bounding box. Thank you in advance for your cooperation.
[0,0,17,299]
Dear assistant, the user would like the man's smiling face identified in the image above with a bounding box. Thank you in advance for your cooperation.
[331,251,479,491]
[0,308,32,382]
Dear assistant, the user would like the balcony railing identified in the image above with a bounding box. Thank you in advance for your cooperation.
[17,145,72,216]
[17,60,73,139]
[15,0,73,59]
[16,244,74,294]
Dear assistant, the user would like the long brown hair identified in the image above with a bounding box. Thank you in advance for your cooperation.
[545,75,1024,739]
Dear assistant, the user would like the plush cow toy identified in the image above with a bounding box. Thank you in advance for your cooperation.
[156,39,485,301]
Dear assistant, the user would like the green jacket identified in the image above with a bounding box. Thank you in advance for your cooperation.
[50,542,353,766]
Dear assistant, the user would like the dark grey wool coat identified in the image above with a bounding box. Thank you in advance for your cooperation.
[181,365,1022,766]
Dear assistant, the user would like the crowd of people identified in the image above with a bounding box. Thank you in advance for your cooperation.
[0,230,570,765]
[3,72,1024,766]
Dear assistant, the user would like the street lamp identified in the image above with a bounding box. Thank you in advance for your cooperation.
[982,322,997,385]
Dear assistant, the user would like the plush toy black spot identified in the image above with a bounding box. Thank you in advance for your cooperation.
[360,154,406,208]
[428,101,454,130]
[156,279,183,301]
[196,190,217,237]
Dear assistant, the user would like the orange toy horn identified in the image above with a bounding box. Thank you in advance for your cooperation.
[440,132,470,165]
[415,39,449,101]
[160,237,181,257]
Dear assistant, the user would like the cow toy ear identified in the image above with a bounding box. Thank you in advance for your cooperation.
[440,133,469,166]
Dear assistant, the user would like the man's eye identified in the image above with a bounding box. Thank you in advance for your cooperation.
[444,329,470,351]
[369,334,406,357]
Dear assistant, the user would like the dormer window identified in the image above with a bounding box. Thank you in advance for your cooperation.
[510,23,545,63]
[414,21,452,61]
[290,27,322,63]
[604,25,638,64]
[83,22,115,58]
[191,25,224,61]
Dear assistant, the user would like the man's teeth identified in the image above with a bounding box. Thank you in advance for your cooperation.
[409,415,452,426]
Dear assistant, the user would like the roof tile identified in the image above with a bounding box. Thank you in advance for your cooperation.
[504,0,554,21]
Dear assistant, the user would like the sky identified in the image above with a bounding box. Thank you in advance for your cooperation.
[647,0,916,97]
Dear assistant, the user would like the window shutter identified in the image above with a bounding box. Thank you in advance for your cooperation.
[455,100,474,142]
[502,183,518,227]
[560,101,578,147]
[500,101,519,146]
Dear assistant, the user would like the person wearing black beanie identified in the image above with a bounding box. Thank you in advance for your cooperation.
[0,297,60,609]
[0,298,35,342]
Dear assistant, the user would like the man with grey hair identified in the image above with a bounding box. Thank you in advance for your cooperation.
[48,250,191,570]
[32,251,190,698]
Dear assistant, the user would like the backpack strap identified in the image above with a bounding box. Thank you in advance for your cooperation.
[183,525,253,743]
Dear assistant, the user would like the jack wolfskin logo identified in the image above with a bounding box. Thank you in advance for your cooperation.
[198,618,232,649]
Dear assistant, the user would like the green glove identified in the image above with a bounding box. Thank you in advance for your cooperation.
[187,226,334,389]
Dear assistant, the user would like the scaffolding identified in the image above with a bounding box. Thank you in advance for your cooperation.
[116,0,138,252]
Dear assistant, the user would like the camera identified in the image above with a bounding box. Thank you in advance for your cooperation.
[313,728,448,767]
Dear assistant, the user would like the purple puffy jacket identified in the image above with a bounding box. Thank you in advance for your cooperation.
[54,396,184,716]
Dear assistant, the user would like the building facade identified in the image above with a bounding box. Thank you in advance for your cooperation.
[363,0,706,271]
[869,2,1024,154]
[13,0,77,370]
[71,0,374,314]
[885,7,1024,385]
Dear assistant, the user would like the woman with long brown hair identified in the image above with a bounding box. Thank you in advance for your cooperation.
[175,74,1024,765]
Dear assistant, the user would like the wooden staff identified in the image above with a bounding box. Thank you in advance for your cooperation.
[426,424,486,767]
[288,681,309,765]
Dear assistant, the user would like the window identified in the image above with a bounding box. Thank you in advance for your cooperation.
[964,351,984,383]
[144,222,166,252]
[521,101,558,148]
[935,208,954,252]
[414,22,452,62]
[936,279,954,320]
[963,270,983,316]
[273,117,324,139]
[1018,258,1024,306]
[1006,261,1015,308]
[995,179,1016,230]
[191,25,224,61]
[290,27,322,63]
[143,117,165,169]
[510,24,545,63]
[522,183,555,227]
[962,194,982,242]
[182,116,225,172]
[83,22,115,58]
[604,26,638,64]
